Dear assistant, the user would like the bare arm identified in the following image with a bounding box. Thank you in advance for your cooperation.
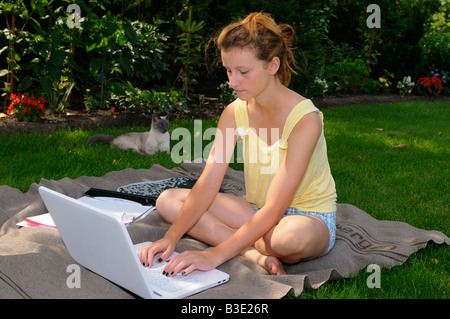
[138,102,238,265]
[164,103,238,242]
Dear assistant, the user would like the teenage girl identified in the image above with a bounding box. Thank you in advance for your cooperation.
[138,12,337,276]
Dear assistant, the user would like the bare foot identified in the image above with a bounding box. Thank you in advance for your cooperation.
[264,255,286,275]
[241,247,286,275]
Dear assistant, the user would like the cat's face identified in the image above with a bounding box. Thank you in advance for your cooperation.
[152,115,169,133]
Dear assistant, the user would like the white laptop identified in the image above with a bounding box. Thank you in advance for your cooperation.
[38,186,229,299]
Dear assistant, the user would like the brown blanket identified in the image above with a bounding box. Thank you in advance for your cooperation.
[0,162,448,299]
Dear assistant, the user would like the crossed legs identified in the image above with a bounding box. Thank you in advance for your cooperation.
[155,188,330,275]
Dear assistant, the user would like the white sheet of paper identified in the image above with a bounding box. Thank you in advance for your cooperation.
[18,196,155,229]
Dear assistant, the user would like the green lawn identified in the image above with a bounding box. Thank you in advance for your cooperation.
[0,100,448,298]
[302,100,449,298]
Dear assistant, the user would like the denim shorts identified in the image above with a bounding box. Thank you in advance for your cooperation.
[251,204,336,255]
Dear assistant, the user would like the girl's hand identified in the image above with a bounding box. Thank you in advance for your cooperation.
[138,237,176,268]
[163,250,220,276]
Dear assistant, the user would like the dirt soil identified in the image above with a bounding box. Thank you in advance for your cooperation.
[0,94,448,136]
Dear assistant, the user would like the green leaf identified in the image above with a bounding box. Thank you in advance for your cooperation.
[176,20,187,31]
[66,58,84,73]
[123,22,137,45]
[18,76,33,91]
[109,83,126,96]
[7,59,19,70]
[86,42,97,53]
[21,62,40,72]
[103,19,118,38]
[51,29,64,47]
[111,66,122,74]
[12,50,21,62]
[46,62,60,80]
[40,77,53,94]
[89,57,102,74]
[118,36,127,46]
[119,54,132,75]
[57,82,75,111]
[50,50,65,67]
[35,2,45,17]
[0,69,9,77]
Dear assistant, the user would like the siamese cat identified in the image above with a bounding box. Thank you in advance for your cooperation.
[86,114,170,155]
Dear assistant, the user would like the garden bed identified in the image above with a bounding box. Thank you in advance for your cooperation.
[0,94,448,136]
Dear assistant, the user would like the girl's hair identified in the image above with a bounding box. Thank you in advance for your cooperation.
[215,12,298,86]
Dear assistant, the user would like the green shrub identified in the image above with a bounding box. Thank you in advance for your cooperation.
[109,83,188,114]
[325,59,369,94]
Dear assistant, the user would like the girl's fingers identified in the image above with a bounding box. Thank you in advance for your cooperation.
[163,254,187,276]
[162,250,214,277]
[138,242,167,267]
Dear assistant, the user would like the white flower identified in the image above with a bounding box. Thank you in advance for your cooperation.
[397,76,414,95]
[314,77,328,94]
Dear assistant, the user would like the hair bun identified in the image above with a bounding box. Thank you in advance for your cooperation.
[279,24,295,46]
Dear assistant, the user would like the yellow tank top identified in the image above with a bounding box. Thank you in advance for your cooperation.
[234,98,337,213]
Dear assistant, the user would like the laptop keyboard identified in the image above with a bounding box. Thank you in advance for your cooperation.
[142,265,202,293]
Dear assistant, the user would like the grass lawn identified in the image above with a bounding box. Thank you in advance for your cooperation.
[0,100,448,298]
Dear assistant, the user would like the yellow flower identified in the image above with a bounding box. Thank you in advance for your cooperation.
[379,77,386,83]
[334,81,339,86]
[86,89,91,92]
[385,83,389,87]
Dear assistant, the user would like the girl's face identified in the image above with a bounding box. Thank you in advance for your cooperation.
[221,47,278,101]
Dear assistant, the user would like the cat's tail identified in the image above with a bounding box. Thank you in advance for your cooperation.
[86,134,116,146]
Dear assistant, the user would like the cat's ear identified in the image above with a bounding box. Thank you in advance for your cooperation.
[153,114,161,120]
[162,114,171,121]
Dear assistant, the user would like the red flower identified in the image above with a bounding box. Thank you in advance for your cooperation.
[417,76,444,97]
[7,104,15,115]
[7,92,47,121]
